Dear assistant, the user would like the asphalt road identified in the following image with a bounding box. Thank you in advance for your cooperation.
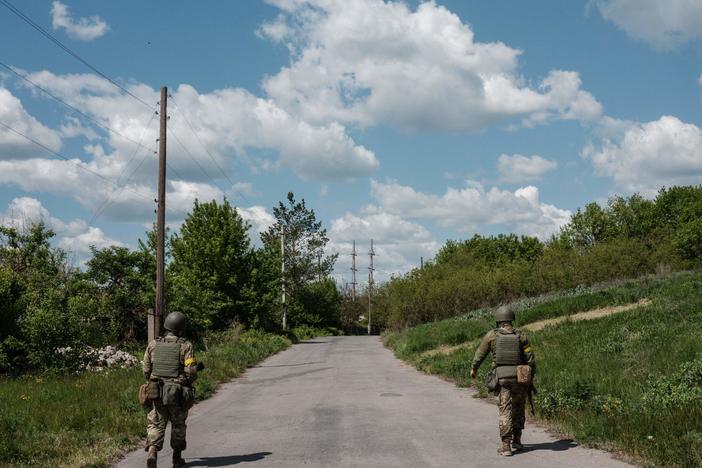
[118,336,632,468]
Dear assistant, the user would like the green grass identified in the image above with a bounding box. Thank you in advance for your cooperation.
[383,271,702,467]
[0,329,290,467]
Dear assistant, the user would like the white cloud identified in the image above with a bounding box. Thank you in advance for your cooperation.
[369,179,571,239]
[328,212,438,281]
[593,0,702,51]
[1,197,122,262]
[0,88,62,158]
[236,205,276,238]
[497,154,558,183]
[51,1,109,41]
[584,115,702,196]
[698,73,702,89]
[19,71,377,183]
[261,0,602,131]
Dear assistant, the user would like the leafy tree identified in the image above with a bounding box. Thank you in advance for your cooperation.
[170,198,254,332]
[84,245,153,342]
[261,192,337,294]
[561,202,618,246]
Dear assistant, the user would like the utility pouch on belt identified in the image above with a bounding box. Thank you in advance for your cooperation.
[137,383,150,409]
[162,381,182,406]
[181,386,195,410]
[517,365,532,385]
[485,368,499,393]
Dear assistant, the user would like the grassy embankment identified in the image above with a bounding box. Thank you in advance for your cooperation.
[0,329,290,468]
[384,271,702,467]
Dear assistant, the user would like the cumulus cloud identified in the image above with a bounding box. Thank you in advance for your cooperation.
[328,212,438,281]
[584,115,702,196]
[497,154,558,183]
[1,197,122,262]
[236,205,276,239]
[51,1,109,41]
[0,88,62,158]
[368,179,571,239]
[18,71,377,183]
[260,0,602,131]
[593,0,702,51]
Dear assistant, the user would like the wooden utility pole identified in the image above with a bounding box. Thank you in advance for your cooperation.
[350,240,357,301]
[150,86,167,343]
[281,227,287,330]
[368,239,375,335]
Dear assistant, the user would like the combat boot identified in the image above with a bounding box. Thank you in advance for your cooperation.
[497,437,512,457]
[512,431,523,451]
[146,446,158,467]
[172,450,185,467]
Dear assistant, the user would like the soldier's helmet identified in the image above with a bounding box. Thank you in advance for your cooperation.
[164,311,187,334]
[494,305,515,323]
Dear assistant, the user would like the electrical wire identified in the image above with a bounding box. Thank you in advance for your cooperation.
[0,120,154,202]
[0,0,153,110]
[0,61,158,155]
[168,95,251,205]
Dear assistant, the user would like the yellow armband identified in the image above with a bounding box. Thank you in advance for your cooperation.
[185,357,196,366]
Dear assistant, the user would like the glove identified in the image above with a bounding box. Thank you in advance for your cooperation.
[470,368,476,379]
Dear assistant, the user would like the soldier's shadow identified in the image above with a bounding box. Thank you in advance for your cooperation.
[182,451,272,466]
[520,439,577,453]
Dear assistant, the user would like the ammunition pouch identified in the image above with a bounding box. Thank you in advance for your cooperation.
[517,365,533,385]
[162,381,182,406]
[181,385,195,410]
[485,368,500,393]
[137,380,161,410]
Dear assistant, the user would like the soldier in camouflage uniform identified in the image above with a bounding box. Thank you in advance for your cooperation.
[470,305,536,457]
[143,311,198,467]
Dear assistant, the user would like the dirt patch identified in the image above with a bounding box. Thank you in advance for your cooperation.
[420,299,652,358]
[420,340,480,359]
[522,298,652,332]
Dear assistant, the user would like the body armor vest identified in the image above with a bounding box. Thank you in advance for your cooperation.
[494,331,521,379]
[151,340,181,378]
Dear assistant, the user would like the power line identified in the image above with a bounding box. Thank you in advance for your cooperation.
[88,113,159,225]
[0,120,154,202]
[0,0,153,110]
[0,61,158,154]
[167,126,224,192]
[168,95,234,186]
[167,96,251,205]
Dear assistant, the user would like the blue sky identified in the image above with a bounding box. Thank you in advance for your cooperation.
[0,0,701,282]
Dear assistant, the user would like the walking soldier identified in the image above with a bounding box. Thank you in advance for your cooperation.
[470,305,536,457]
[143,311,198,467]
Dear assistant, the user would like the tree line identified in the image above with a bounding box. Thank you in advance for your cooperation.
[370,185,702,330]
[0,192,343,373]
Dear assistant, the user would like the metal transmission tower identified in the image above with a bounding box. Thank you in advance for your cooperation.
[367,239,375,335]
[350,240,358,301]
[150,86,168,343]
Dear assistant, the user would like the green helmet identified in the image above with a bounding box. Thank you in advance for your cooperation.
[163,311,187,334]
[494,305,515,323]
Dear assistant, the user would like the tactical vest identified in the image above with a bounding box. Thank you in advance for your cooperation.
[151,339,182,378]
[494,331,522,379]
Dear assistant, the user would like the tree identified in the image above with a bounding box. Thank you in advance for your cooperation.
[84,245,153,342]
[169,199,254,332]
[261,192,337,294]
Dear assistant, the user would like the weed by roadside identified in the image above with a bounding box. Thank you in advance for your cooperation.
[384,271,702,467]
[0,329,290,467]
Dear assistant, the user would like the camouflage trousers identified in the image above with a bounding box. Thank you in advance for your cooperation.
[497,378,526,439]
[146,400,189,451]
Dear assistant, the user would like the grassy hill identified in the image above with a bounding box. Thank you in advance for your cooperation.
[383,271,702,467]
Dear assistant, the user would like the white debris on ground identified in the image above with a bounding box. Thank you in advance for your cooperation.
[56,345,139,371]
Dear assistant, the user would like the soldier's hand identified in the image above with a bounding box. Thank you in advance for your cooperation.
[470,369,476,379]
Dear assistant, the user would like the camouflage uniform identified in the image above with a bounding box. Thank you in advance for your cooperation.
[471,323,535,443]
[143,332,198,452]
